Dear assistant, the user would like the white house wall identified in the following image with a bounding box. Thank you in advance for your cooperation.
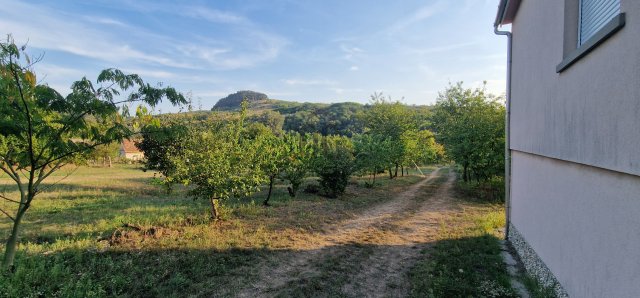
[511,151,640,297]
[510,0,640,176]
[508,0,640,296]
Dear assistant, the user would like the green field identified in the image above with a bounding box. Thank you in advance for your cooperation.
[0,165,426,296]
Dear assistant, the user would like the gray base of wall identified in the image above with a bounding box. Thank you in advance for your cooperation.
[507,224,569,297]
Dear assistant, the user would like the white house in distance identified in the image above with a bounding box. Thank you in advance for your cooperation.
[119,139,144,161]
[494,0,639,297]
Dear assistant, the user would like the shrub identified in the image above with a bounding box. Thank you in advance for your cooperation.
[311,135,356,198]
[303,183,320,194]
[456,175,505,202]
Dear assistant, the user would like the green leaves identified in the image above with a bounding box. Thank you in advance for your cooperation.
[0,35,186,268]
[311,135,356,198]
[279,132,314,196]
[353,134,391,180]
[357,93,442,180]
[432,82,505,182]
[168,118,265,202]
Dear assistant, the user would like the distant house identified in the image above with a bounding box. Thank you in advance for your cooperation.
[119,139,144,161]
[494,0,639,297]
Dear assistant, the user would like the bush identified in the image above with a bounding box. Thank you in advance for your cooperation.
[456,175,505,202]
[303,183,320,194]
[311,135,356,198]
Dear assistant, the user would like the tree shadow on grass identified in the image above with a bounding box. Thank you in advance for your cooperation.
[0,235,517,298]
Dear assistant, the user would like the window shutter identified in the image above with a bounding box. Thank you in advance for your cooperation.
[579,0,621,45]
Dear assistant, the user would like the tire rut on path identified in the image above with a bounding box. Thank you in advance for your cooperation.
[238,168,458,298]
[341,168,456,298]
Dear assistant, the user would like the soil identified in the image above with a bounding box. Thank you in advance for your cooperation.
[237,168,459,297]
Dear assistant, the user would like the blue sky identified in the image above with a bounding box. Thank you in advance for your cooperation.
[1,0,507,112]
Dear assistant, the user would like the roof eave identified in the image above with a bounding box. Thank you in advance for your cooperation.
[495,0,522,26]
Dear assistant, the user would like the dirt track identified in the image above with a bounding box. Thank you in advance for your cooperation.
[238,168,459,297]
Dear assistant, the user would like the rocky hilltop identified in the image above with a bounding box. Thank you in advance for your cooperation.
[212,90,268,110]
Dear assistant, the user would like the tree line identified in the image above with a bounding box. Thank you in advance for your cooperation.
[137,95,446,219]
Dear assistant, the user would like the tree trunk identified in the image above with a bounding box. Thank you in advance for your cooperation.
[388,167,393,179]
[463,164,469,182]
[401,165,404,177]
[2,209,25,270]
[287,186,295,197]
[108,156,112,168]
[264,175,275,206]
[373,171,376,184]
[394,163,399,178]
[209,197,220,220]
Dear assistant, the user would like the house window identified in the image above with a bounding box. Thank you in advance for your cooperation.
[557,0,625,72]
[579,0,620,45]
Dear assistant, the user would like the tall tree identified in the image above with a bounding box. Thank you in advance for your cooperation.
[431,82,505,182]
[353,134,392,186]
[360,93,417,178]
[0,37,185,269]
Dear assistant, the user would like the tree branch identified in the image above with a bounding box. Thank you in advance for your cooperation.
[0,163,19,184]
[33,161,70,193]
[0,207,15,222]
[35,112,89,165]
[0,193,23,205]
[9,54,36,168]
[6,162,23,191]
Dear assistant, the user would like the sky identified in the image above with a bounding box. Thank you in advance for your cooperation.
[0,0,508,112]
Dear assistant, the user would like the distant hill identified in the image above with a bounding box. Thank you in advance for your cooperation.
[198,90,431,136]
[212,90,268,110]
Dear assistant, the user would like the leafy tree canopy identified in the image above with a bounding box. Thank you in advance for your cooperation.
[431,82,505,182]
[0,36,186,269]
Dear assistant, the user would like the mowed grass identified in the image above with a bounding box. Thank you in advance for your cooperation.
[408,199,517,298]
[0,164,433,297]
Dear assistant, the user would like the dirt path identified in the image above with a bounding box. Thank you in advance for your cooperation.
[238,168,459,298]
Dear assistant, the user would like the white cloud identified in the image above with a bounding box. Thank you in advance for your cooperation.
[121,68,175,79]
[118,1,247,25]
[340,45,364,60]
[117,1,288,70]
[182,7,247,24]
[34,63,84,78]
[83,16,129,28]
[349,66,359,71]
[283,79,337,86]
[331,88,364,95]
[0,2,195,69]
[471,79,507,96]
[385,1,446,33]
[0,0,288,72]
[403,42,477,55]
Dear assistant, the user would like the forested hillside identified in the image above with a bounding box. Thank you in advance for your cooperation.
[212,90,268,110]
[205,90,431,136]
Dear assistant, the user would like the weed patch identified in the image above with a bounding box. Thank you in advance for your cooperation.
[409,203,515,297]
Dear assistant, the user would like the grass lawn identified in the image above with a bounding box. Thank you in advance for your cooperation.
[0,164,433,297]
[408,189,517,297]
